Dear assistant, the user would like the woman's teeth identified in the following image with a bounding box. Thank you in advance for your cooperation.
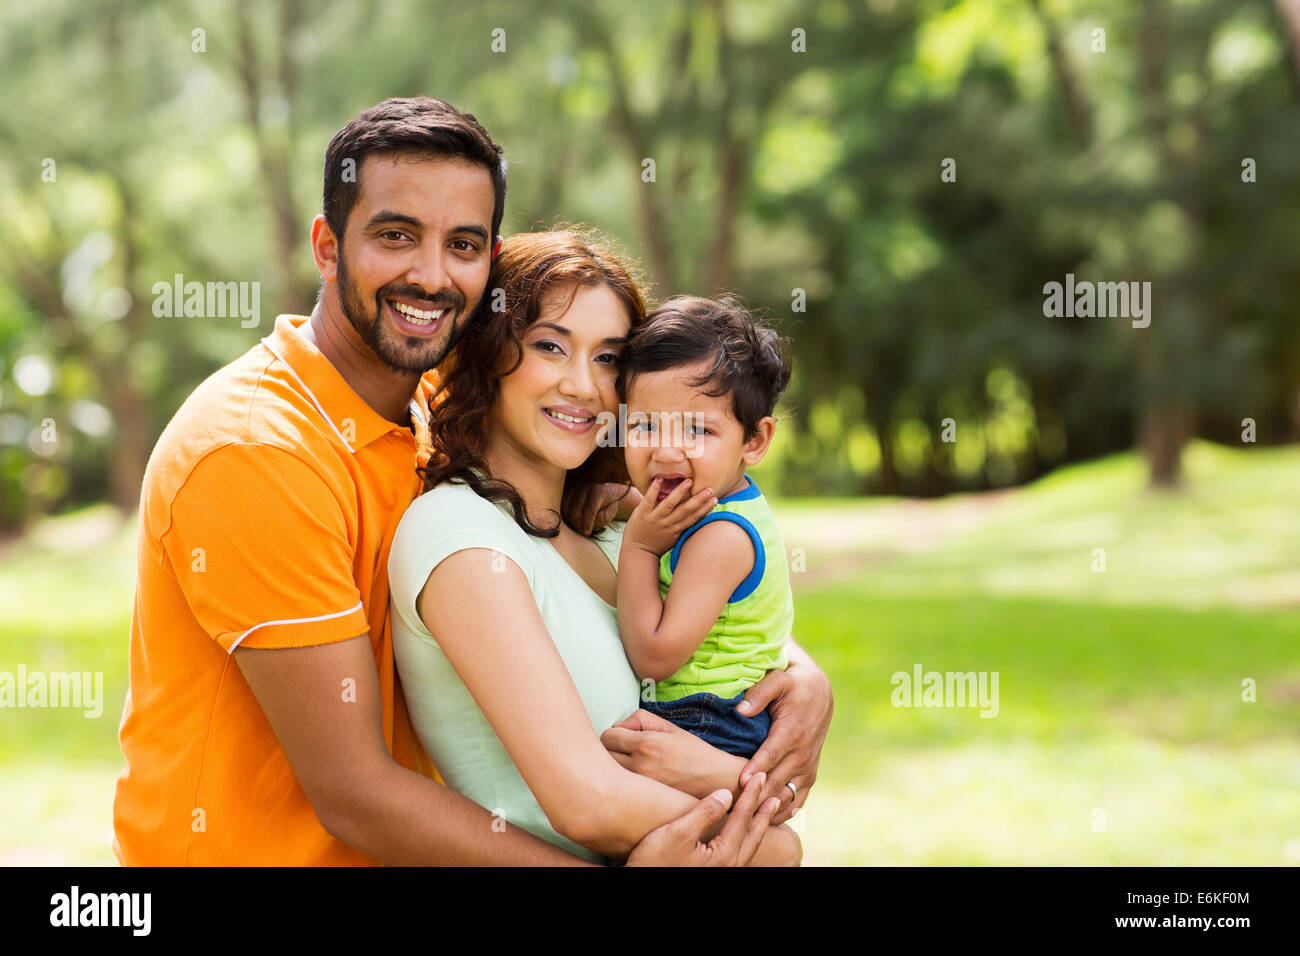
[392,301,445,325]
[545,409,592,424]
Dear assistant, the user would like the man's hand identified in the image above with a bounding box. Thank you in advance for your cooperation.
[622,477,717,557]
[565,482,637,534]
[736,642,833,825]
[624,773,779,866]
[602,707,746,800]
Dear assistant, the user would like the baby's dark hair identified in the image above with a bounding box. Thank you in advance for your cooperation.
[617,295,792,440]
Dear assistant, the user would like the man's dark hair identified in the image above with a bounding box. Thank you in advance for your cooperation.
[323,96,507,242]
[618,295,793,440]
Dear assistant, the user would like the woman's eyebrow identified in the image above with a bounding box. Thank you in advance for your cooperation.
[533,322,627,345]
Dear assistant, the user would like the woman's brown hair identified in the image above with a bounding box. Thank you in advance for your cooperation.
[418,227,647,538]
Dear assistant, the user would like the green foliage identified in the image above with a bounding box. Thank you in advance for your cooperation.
[1,0,1298,522]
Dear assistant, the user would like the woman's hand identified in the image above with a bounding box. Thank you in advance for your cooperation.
[601,708,747,800]
[564,481,635,534]
[624,773,780,867]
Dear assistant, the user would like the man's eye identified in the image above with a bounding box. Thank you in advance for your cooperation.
[451,239,479,252]
[381,231,409,242]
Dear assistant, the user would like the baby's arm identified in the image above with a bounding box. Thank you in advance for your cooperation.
[618,480,754,681]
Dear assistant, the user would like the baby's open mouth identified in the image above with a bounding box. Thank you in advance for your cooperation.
[655,476,688,500]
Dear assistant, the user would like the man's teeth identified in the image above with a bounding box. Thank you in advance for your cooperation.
[392,301,445,325]
[547,409,593,424]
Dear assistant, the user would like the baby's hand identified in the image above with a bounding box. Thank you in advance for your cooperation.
[623,477,718,557]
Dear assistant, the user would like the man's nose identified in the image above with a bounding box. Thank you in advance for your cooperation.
[407,245,449,297]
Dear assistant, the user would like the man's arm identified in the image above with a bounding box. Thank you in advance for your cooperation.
[235,635,593,865]
[736,638,833,824]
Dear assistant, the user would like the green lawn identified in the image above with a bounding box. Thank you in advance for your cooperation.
[2,441,1297,865]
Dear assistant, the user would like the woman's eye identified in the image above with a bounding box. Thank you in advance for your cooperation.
[596,352,620,365]
[534,341,563,354]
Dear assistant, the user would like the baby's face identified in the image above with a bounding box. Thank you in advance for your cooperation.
[623,360,751,505]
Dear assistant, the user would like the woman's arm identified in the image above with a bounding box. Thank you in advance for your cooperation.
[417,545,787,861]
[603,708,750,800]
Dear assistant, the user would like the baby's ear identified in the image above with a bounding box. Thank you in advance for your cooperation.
[742,417,777,465]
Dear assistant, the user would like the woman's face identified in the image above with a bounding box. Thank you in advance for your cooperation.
[488,281,631,474]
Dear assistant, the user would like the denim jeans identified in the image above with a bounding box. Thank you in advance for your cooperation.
[641,691,771,758]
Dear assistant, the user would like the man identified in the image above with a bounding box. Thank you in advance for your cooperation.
[113,96,831,865]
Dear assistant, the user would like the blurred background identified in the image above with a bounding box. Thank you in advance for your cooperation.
[1,0,1297,865]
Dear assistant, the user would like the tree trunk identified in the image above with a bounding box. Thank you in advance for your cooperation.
[1140,403,1192,488]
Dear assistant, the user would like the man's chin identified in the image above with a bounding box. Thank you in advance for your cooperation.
[368,325,454,375]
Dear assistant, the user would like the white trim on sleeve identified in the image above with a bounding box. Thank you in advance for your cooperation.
[227,601,366,653]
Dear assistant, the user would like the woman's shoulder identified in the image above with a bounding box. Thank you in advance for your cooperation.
[399,477,514,531]
[392,479,530,577]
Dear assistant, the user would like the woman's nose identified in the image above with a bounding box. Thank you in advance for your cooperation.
[559,361,597,401]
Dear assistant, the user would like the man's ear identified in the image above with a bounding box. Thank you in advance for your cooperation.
[741,416,777,467]
[311,215,339,283]
[492,237,502,261]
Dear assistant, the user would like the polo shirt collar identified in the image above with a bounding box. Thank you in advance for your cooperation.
[261,314,433,451]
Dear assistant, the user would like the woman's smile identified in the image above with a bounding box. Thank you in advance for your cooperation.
[542,404,599,434]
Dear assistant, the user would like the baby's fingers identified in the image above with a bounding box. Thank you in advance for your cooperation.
[653,477,695,513]
[683,487,718,522]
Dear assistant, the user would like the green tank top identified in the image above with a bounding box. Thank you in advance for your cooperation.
[653,474,792,702]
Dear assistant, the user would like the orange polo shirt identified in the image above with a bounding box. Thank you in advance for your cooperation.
[113,314,441,865]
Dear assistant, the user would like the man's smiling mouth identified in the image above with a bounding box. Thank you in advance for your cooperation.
[388,299,445,326]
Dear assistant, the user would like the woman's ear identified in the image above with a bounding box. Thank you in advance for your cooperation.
[741,416,777,466]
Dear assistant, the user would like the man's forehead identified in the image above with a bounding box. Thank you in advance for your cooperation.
[354,152,493,220]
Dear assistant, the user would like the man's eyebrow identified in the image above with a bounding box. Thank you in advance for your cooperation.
[363,214,489,244]
[533,321,628,345]
[365,210,423,230]
[450,223,490,243]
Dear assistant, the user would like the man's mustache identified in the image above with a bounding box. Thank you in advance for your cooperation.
[376,284,465,312]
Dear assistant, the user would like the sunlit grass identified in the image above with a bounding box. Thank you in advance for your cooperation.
[1,443,1296,864]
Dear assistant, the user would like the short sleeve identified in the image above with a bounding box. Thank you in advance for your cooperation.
[160,443,369,653]
[388,484,535,641]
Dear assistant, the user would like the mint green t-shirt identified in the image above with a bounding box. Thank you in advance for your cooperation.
[652,474,793,703]
[389,479,639,863]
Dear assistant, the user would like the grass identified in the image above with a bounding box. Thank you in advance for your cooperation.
[1,440,1297,864]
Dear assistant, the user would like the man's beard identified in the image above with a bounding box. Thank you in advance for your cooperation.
[336,252,471,374]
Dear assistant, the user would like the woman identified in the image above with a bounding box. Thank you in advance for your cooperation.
[388,228,800,864]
